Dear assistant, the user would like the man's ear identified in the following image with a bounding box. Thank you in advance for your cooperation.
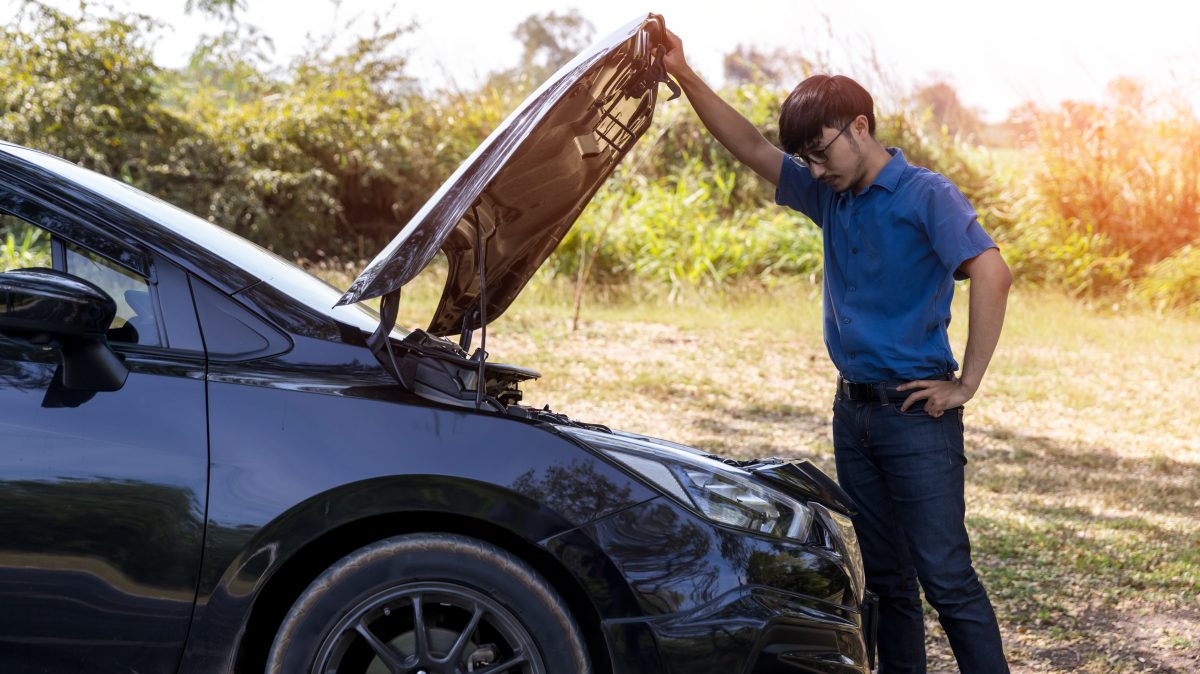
[852,114,870,137]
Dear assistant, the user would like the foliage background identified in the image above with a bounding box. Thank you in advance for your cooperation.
[1,1,1198,311]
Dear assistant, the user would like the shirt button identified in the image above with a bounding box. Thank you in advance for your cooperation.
[849,352,857,359]
[851,248,859,254]
[842,317,851,324]
[848,286,857,292]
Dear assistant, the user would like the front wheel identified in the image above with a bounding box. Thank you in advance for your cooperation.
[267,533,590,674]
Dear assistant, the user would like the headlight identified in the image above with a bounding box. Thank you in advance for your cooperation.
[562,427,813,542]
[812,503,865,604]
[669,464,812,540]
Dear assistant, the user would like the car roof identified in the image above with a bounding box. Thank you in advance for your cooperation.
[0,142,386,336]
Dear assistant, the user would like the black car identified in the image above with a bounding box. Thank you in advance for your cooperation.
[0,14,875,674]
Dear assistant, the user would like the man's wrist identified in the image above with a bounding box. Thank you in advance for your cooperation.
[671,65,700,88]
[958,375,981,395]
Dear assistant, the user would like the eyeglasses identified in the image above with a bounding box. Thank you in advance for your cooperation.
[790,120,854,167]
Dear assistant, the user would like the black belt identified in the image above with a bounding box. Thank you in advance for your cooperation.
[836,373,954,403]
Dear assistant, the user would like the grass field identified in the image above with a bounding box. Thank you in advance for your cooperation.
[321,263,1200,672]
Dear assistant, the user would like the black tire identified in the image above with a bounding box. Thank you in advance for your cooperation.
[266,533,590,674]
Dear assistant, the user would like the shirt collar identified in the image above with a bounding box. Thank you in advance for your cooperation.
[870,147,907,193]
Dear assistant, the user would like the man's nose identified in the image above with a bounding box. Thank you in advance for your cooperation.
[809,163,826,179]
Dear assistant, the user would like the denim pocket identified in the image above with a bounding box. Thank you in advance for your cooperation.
[885,398,935,418]
[942,406,968,465]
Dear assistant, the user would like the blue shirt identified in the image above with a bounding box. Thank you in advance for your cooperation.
[775,148,997,382]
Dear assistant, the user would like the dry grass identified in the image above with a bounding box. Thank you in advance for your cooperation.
[486,280,1200,673]
[316,264,1200,672]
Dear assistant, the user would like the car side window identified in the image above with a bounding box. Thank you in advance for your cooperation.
[64,244,161,346]
[1,211,52,271]
[2,206,161,347]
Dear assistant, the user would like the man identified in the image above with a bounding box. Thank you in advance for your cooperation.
[662,30,1012,674]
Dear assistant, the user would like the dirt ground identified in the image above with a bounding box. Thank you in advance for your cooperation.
[479,286,1200,673]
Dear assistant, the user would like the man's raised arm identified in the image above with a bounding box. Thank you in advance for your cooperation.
[662,29,785,186]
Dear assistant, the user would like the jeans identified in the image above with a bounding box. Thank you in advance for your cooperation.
[833,392,1008,673]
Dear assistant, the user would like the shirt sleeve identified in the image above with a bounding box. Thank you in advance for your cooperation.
[921,176,997,280]
[774,155,826,227]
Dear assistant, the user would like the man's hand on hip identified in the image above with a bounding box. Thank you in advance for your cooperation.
[896,378,976,417]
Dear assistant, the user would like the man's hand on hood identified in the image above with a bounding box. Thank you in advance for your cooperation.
[662,27,691,79]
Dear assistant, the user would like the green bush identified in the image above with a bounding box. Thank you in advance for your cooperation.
[1,3,511,259]
[1000,212,1133,296]
[0,2,190,182]
[1028,80,1200,267]
[1,218,52,270]
[548,93,822,290]
[553,162,823,289]
[1133,243,1200,313]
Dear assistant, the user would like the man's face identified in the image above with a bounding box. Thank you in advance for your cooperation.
[802,118,866,193]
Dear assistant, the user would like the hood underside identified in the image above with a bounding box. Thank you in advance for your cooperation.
[338,14,673,336]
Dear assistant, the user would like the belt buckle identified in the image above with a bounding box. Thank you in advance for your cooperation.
[838,376,871,402]
[838,376,891,404]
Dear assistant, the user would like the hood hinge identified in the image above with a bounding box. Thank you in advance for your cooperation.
[365,201,495,410]
[367,289,415,389]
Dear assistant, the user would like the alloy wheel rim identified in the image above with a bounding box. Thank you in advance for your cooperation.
[312,581,544,674]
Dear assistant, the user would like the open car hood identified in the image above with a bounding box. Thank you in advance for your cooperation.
[337,14,676,336]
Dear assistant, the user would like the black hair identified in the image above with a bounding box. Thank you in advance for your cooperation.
[778,75,876,155]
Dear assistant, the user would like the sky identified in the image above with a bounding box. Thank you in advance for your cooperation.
[8,0,1200,122]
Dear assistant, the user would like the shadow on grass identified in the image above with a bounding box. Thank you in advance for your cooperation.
[680,402,1200,672]
[689,400,832,458]
[962,425,1199,672]
[969,424,1200,523]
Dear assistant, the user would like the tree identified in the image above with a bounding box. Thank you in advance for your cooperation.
[184,0,246,22]
[513,10,595,78]
[912,78,985,140]
[0,2,187,179]
[723,44,814,87]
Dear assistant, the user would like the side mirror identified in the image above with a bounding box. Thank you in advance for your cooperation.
[0,268,129,391]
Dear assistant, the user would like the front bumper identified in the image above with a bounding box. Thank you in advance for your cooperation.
[548,496,876,673]
[605,585,876,674]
